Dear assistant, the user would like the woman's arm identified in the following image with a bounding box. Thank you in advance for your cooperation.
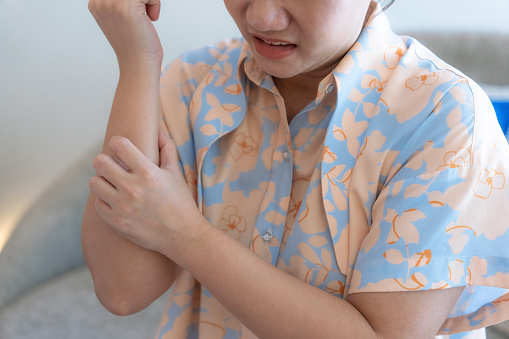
[90,133,464,337]
[179,219,464,338]
[82,0,178,316]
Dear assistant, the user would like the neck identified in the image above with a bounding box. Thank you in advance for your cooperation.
[272,1,376,122]
[273,75,321,123]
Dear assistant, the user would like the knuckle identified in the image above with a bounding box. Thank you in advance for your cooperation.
[94,196,102,210]
[93,154,106,168]
[88,176,97,189]
[140,167,156,182]
[123,184,141,200]
[114,217,130,233]
[110,136,126,149]
[108,201,131,229]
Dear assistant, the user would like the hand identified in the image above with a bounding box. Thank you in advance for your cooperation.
[89,130,204,254]
[88,0,164,70]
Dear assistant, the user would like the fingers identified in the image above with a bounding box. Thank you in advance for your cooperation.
[146,1,160,21]
[94,197,115,228]
[93,152,128,188]
[158,128,171,150]
[89,175,117,207]
[145,0,161,6]
[158,129,179,170]
[108,136,153,174]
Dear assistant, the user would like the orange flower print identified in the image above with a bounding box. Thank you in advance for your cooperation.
[384,45,406,69]
[438,147,471,171]
[300,243,339,288]
[288,195,303,220]
[218,206,247,240]
[412,249,432,268]
[224,84,242,95]
[385,208,425,245]
[228,132,259,160]
[405,72,439,91]
[205,93,240,128]
[368,78,387,92]
[394,273,428,291]
[473,169,505,199]
[199,320,226,338]
[323,146,337,164]
[326,280,345,297]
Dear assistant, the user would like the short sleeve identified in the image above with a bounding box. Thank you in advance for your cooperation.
[158,39,246,207]
[349,80,509,333]
[159,53,208,202]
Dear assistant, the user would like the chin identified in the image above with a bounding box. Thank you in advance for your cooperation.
[267,70,297,79]
[257,62,300,79]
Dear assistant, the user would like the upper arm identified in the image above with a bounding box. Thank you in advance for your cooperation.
[347,286,464,338]
[345,80,509,334]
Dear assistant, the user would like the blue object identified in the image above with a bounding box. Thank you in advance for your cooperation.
[492,100,509,134]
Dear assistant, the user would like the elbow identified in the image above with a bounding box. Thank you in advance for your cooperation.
[94,287,147,316]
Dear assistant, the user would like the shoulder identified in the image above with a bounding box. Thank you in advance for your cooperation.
[345,30,508,183]
[382,35,475,112]
[160,38,246,89]
[393,36,505,167]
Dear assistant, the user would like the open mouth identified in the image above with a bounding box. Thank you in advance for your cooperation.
[261,40,291,46]
[253,36,297,60]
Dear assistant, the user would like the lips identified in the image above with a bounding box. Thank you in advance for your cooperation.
[253,36,297,61]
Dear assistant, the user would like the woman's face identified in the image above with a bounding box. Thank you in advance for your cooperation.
[224,0,373,80]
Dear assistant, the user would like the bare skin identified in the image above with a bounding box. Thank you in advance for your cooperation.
[82,0,177,314]
[83,0,465,337]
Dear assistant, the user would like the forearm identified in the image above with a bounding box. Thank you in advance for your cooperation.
[102,65,161,161]
[167,220,376,339]
[82,65,177,315]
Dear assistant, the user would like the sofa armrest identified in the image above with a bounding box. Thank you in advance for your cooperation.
[0,142,100,309]
[404,31,509,86]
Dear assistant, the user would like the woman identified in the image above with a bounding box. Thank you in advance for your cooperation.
[83,0,509,337]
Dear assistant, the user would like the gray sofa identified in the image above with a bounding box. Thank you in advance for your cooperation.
[0,32,508,338]
[0,143,171,338]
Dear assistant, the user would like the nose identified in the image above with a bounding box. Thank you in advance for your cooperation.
[246,0,290,32]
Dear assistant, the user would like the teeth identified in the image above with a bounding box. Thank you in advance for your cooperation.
[264,40,289,46]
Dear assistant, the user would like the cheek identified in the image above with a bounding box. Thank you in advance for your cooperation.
[223,0,244,21]
[311,13,364,50]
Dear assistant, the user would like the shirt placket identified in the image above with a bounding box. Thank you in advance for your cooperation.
[253,86,293,266]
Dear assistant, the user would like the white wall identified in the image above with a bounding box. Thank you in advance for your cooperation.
[0,0,508,248]
[0,0,238,248]
[387,0,509,33]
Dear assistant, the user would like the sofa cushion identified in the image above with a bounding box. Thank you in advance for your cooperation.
[0,266,169,339]
[0,143,101,309]
[407,32,509,86]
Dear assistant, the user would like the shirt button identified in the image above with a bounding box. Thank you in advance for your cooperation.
[282,150,290,161]
[261,229,273,243]
[326,83,335,94]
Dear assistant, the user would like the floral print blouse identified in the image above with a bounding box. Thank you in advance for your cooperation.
[156,9,509,339]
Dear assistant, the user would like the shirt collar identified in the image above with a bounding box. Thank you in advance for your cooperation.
[236,4,399,106]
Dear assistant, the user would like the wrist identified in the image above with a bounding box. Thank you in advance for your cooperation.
[160,213,213,268]
[117,59,163,79]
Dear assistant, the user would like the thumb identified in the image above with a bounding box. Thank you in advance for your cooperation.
[146,0,161,21]
[158,129,179,170]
